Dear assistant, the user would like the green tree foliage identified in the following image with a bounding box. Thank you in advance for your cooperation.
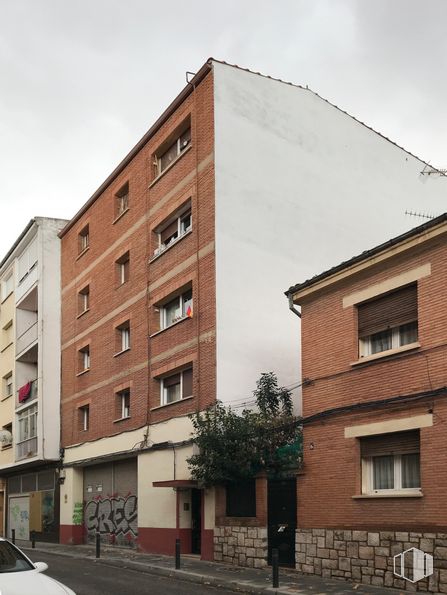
[187,372,302,487]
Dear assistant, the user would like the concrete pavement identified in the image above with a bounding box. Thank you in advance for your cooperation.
[19,540,400,594]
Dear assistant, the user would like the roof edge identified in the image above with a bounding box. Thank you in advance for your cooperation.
[59,59,213,238]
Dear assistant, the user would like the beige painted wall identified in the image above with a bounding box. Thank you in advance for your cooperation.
[0,285,15,468]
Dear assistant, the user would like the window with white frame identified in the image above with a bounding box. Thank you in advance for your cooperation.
[78,345,90,372]
[78,285,90,315]
[154,208,192,257]
[79,405,89,431]
[17,404,37,443]
[160,368,193,405]
[1,272,13,301]
[160,289,193,329]
[115,182,129,218]
[358,284,418,357]
[116,321,130,353]
[361,430,421,494]
[155,125,191,176]
[3,372,13,398]
[2,320,13,350]
[18,239,37,283]
[116,252,130,285]
[117,388,130,419]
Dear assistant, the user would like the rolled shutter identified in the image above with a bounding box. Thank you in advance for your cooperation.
[164,373,180,388]
[360,430,419,457]
[160,220,178,244]
[358,284,417,337]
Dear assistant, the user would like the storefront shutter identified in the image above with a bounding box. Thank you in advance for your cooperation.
[357,284,418,337]
[360,430,420,457]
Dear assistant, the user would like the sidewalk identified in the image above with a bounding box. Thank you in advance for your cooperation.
[17,540,402,594]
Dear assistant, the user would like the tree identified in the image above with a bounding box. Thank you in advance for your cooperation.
[187,372,302,487]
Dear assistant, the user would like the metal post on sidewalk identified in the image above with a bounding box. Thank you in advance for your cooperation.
[272,548,279,588]
[175,538,181,569]
[95,532,101,559]
[31,530,36,549]
[11,529,15,545]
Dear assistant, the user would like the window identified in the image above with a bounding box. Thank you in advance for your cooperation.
[226,480,256,517]
[17,404,37,443]
[361,430,421,494]
[117,388,130,419]
[3,373,13,398]
[116,321,130,353]
[161,368,193,405]
[79,405,89,431]
[154,208,192,257]
[1,423,12,449]
[78,345,90,372]
[116,252,130,285]
[115,183,129,219]
[155,125,191,176]
[358,284,418,357]
[1,272,13,301]
[78,285,90,315]
[160,289,193,329]
[18,239,37,283]
[78,225,89,254]
[2,320,13,350]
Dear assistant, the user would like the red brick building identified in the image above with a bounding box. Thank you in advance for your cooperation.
[58,57,446,567]
[288,214,447,591]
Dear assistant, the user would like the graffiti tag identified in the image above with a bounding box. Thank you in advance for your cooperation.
[72,502,83,525]
[85,495,137,536]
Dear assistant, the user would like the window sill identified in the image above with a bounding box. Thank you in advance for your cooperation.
[1,444,12,451]
[113,348,130,358]
[1,291,13,305]
[76,369,90,377]
[150,315,191,338]
[76,246,90,261]
[353,491,423,499]
[113,416,131,424]
[149,144,192,189]
[113,208,130,225]
[351,342,420,366]
[1,342,13,354]
[151,395,194,412]
[1,395,12,402]
[115,281,128,290]
[76,309,90,319]
[149,228,192,263]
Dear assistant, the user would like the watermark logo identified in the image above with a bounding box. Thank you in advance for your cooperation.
[393,547,433,583]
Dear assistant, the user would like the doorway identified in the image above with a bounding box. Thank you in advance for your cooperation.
[268,478,297,566]
[191,489,201,554]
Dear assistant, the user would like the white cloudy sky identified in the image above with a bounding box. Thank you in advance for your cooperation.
[1,0,446,258]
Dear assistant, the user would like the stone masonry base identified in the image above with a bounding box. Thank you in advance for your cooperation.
[296,528,447,592]
[214,526,268,568]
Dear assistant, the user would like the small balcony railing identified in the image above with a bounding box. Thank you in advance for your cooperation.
[16,322,38,357]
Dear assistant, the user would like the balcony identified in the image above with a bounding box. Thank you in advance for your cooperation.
[16,379,37,409]
[16,322,38,360]
[16,437,37,460]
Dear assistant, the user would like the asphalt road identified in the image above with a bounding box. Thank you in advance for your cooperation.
[29,552,236,595]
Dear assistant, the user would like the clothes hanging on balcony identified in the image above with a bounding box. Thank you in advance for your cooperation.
[18,382,31,403]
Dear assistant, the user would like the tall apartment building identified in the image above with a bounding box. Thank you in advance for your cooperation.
[288,214,447,592]
[0,217,67,542]
[59,59,446,562]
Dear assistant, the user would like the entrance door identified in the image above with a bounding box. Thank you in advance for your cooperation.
[191,489,201,554]
[268,478,296,566]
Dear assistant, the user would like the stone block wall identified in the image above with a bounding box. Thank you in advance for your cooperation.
[214,526,268,568]
[296,528,447,592]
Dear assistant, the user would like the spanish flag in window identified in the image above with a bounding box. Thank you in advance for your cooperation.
[186,305,193,318]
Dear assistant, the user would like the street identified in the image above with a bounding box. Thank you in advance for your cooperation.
[28,552,236,595]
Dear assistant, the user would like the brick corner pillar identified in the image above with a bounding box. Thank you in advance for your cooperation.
[255,476,268,526]
[59,467,84,545]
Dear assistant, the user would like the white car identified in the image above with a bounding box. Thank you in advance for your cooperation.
[0,538,76,595]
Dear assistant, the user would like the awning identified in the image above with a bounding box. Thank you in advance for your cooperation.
[152,480,198,488]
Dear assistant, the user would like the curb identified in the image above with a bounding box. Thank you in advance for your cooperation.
[23,547,295,594]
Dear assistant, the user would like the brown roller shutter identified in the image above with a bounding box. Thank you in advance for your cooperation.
[164,373,180,388]
[360,430,419,457]
[358,284,417,337]
[160,220,178,244]
[182,368,193,397]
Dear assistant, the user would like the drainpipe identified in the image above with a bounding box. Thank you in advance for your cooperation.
[288,294,301,318]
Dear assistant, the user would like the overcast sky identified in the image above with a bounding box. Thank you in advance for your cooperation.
[1,0,446,258]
